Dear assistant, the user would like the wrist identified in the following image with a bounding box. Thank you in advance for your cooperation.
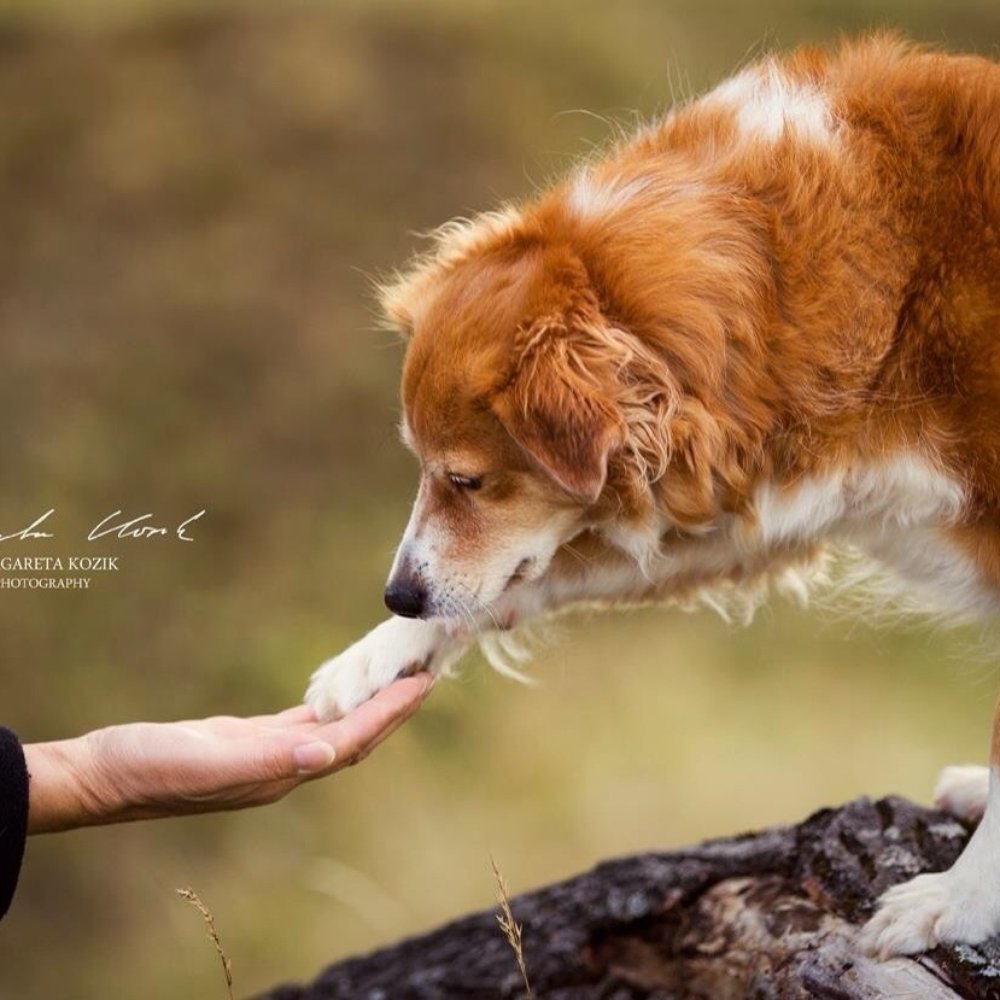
[23,738,109,834]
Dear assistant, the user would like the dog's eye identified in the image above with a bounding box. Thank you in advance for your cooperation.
[448,473,482,492]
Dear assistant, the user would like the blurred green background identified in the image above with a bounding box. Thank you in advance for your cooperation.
[0,1,997,996]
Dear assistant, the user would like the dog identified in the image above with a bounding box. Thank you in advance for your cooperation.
[305,34,1000,958]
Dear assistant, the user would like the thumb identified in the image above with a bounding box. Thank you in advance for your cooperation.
[287,740,338,775]
[204,734,337,785]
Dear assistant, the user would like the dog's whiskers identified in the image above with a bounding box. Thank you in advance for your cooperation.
[471,596,503,633]
[450,592,481,635]
[562,541,596,567]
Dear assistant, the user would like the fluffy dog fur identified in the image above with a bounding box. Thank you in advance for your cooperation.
[307,35,1000,957]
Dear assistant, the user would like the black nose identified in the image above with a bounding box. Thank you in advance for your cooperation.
[384,579,427,618]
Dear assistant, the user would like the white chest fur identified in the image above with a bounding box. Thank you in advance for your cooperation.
[753,456,965,545]
[752,456,994,619]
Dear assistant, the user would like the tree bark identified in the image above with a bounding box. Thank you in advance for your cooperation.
[258,796,1000,999]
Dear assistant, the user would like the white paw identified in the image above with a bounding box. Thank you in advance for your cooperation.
[305,617,460,721]
[861,870,999,958]
[934,765,989,823]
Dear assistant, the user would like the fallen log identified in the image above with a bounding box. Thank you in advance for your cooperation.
[259,796,1000,999]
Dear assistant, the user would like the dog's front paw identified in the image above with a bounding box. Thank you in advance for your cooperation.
[861,870,1000,958]
[305,617,459,720]
[306,641,389,722]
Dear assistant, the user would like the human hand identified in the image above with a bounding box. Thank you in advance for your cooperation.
[24,673,433,834]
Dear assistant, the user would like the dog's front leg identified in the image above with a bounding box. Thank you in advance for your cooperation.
[304,545,655,720]
[304,576,575,721]
[861,702,1000,956]
[306,617,465,720]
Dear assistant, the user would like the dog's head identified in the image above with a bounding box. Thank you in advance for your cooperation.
[377,208,728,625]
[377,215,629,622]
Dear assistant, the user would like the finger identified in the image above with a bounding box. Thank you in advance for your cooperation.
[200,715,257,738]
[248,704,318,728]
[278,704,318,724]
[235,675,433,787]
[301,702,415,775]
[342,705,415,768]
[355,689,429,754]
[309,673,433,766]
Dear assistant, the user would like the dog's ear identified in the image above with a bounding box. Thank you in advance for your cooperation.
[490,315,622,505]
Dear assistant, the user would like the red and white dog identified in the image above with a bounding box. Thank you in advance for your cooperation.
[306,35,1000,957]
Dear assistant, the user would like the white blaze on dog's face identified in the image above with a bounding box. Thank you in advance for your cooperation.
[386,431,584,623]
[382,236,621,625]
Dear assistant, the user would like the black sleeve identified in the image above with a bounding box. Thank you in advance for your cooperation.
[0,727,29,920]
